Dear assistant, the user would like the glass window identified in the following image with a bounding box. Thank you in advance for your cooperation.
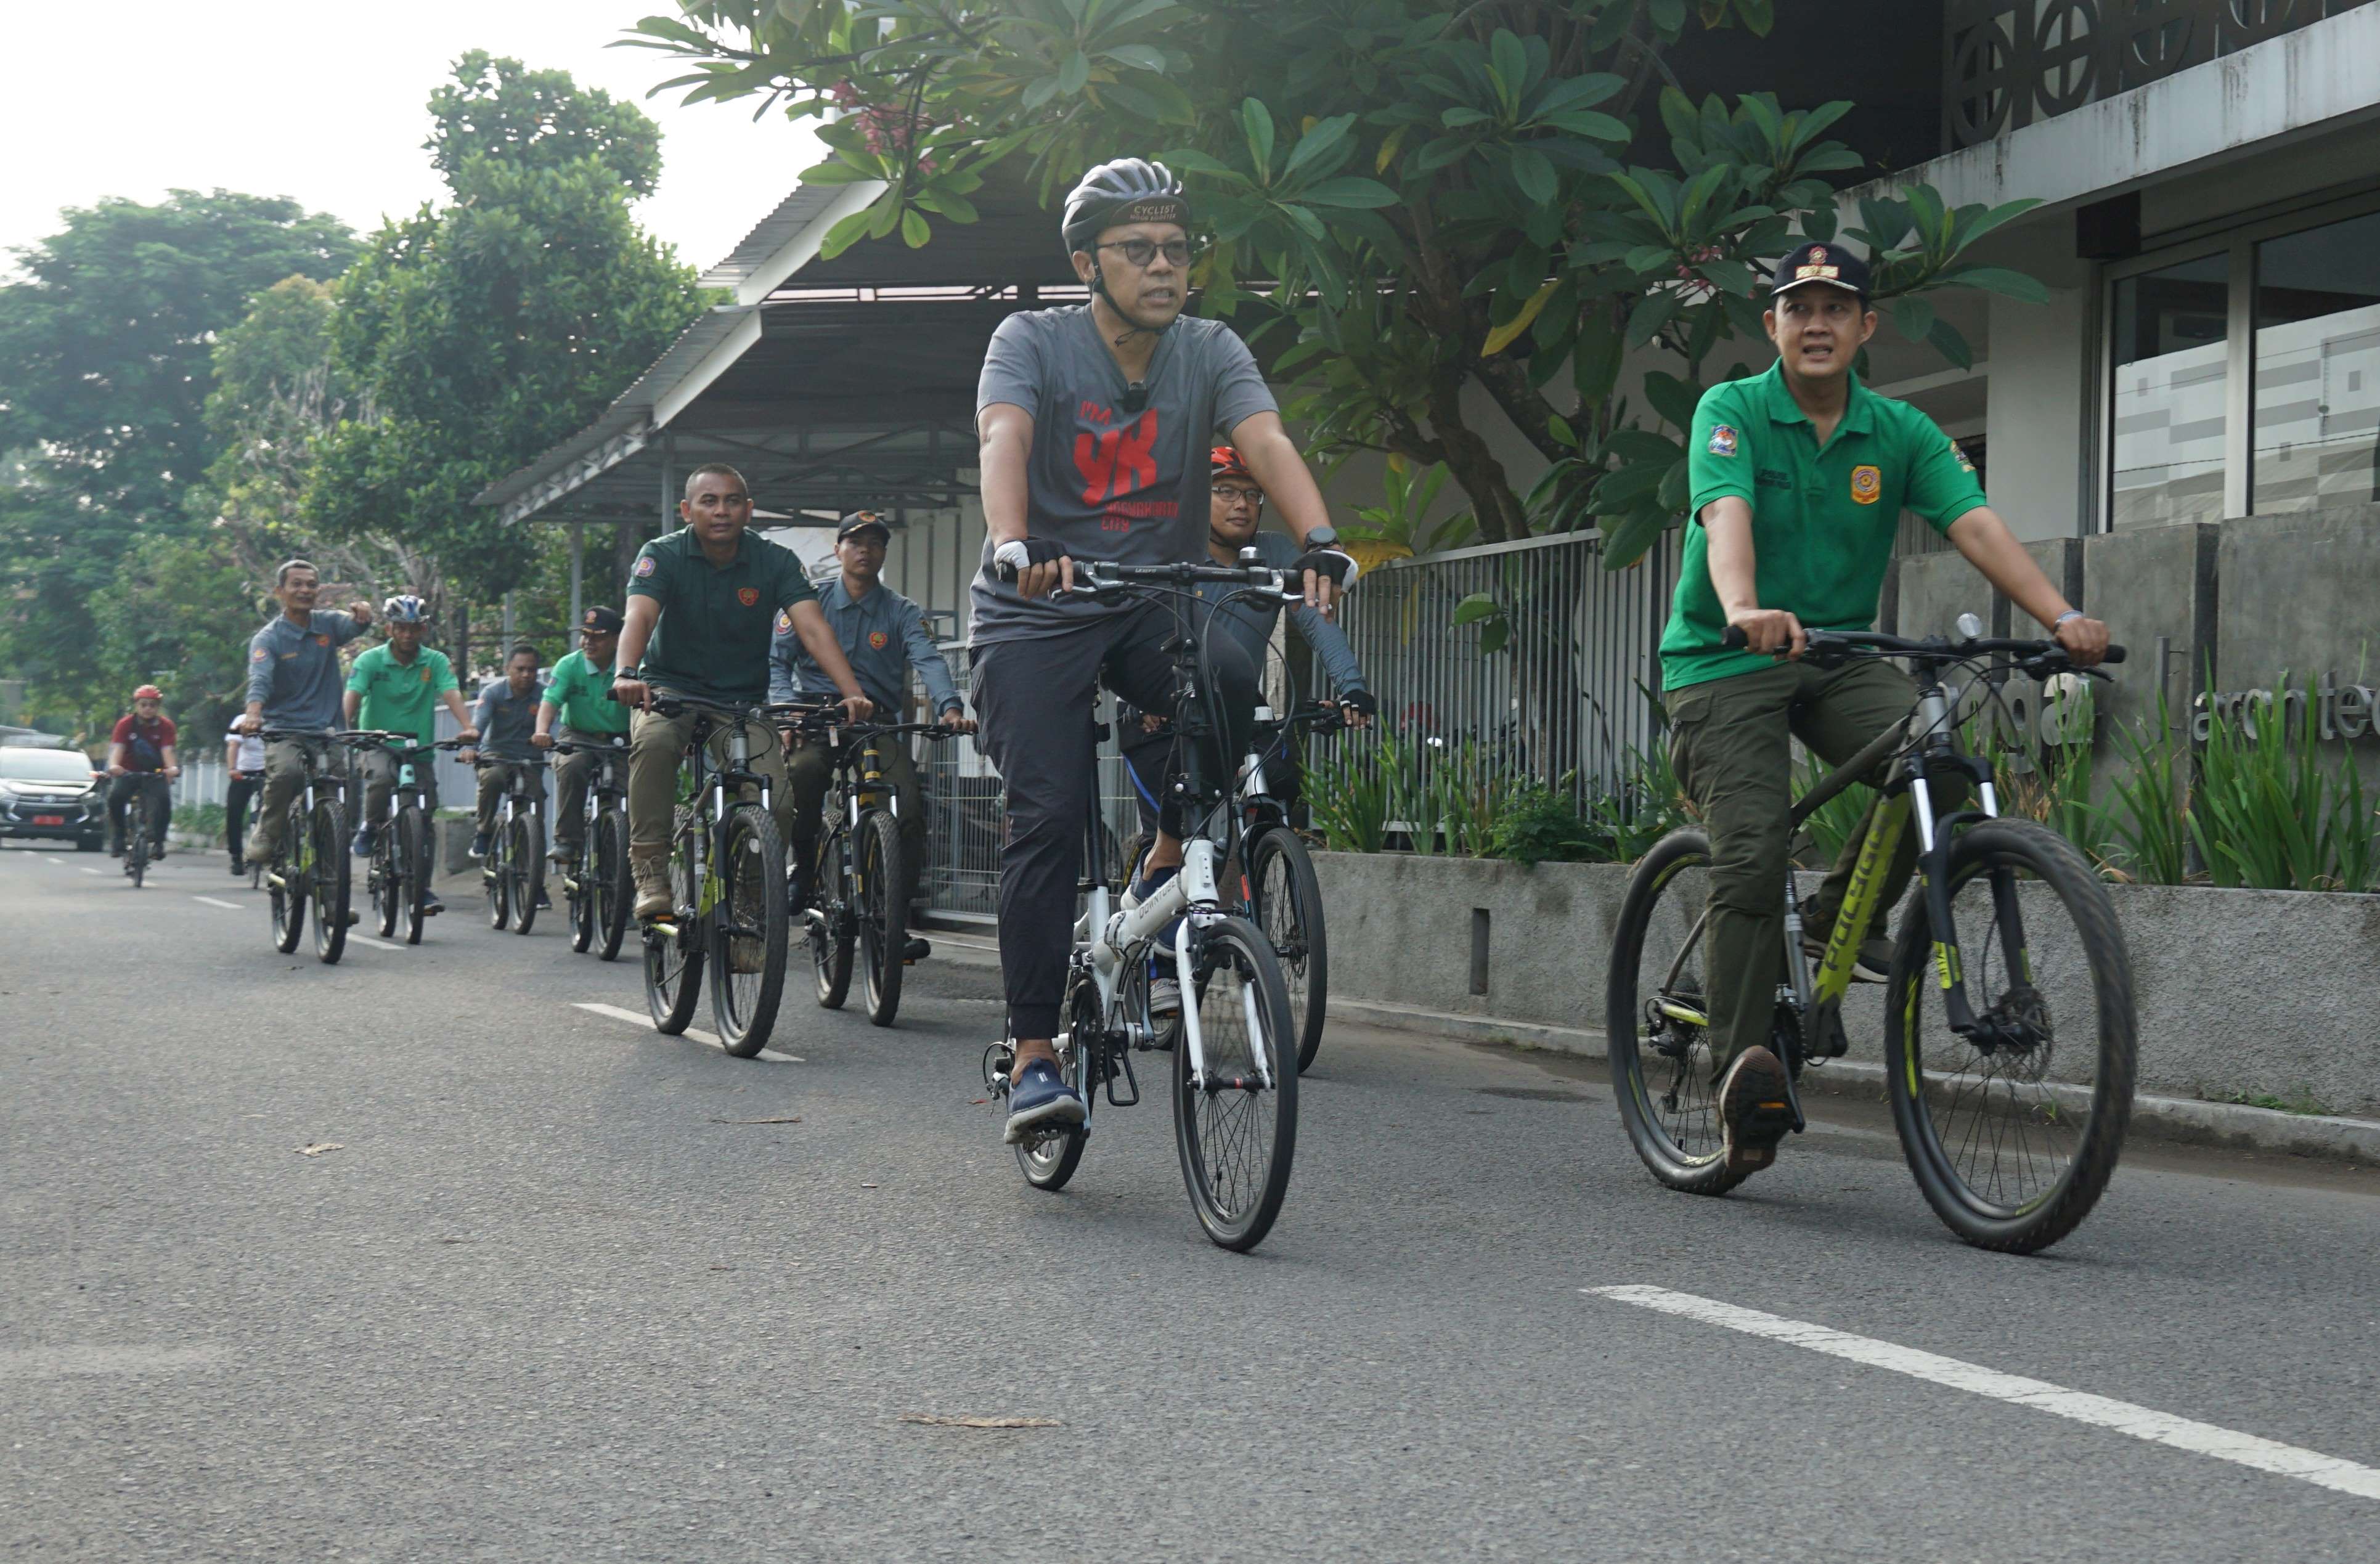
[2253,209,2380,515]
[2110,254,2229,529]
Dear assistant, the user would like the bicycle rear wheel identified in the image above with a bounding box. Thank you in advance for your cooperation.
[508,813,544,935]
[1605,828,1746,1195]
[1016,970,1098,1191]
[710,804,788,1057]
[1248,828,1327,1072]
[1886,819,2137,1253]
[269,805,306,953]
[1171,916,1298,1252]
[643,815,704,1034]
[311,798,350,965]
[810,828,854,1009]
[486,822,510,931]
[568,832,597,953]
[857,808,905,1027]
[397,807,428,945]
[593,808,630,961]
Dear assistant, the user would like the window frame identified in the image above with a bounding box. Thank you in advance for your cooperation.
[2099,183,2380,530]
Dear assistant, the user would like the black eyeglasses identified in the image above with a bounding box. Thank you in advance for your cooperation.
[1212,484,1265,508]
[1098,237,1195,269]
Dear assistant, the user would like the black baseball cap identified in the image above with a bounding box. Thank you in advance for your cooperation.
[836,510,892,543]
[1769,240,1872,301]
[581,606,623,633]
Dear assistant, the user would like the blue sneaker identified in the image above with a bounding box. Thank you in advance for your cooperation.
[1003,1057,1086,1144]
[351,825,375,857]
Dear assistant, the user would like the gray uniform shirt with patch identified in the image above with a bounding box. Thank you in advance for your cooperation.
[246,611,366,731]
[1188,531,1368,695]
[471,679,547,762]
[768,577,961,716]
[971,306,1276,648]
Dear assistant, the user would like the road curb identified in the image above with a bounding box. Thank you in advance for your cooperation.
[1328,996,2380,1167]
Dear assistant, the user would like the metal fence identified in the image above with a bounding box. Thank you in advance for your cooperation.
[1335,530,1682,802]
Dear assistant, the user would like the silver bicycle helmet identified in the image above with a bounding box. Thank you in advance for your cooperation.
[1061,158,1190,255]
[381,593,431,624]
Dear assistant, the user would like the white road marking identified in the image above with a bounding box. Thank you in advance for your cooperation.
[573,1001,802,1062]
[0,1343,228,1380]
[78,866,101,876]
[193,896,242,910]
[1587,1285,2380,1502]
[45,857,68,865]
[349,935,402,951]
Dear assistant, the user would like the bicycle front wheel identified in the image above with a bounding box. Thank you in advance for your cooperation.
[1017,970,1098,1191]
[1248,828,1328,1072]
[311,798,350,965]
[1172,916,1298,1252]
[373,827,399,939]
[1886,819,2137,1253]
[397,807,428,945]
[269,805,306,953]
[593,808,630,961]
[1605,828,1746,1195]
[857,808,905,1027]
[643,813,704,1034]
[568,832,597,954]
[710,804,789,1057]
[509,814,544,936]
[128,834,147,889]
[485,822,510,931]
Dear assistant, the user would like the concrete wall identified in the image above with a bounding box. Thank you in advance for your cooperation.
[1315,850,2380,1115]
[1984,287,2090,542]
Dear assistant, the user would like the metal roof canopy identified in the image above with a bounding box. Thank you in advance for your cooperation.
[476,169,1083,531]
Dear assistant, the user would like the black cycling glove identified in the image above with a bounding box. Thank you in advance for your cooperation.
[1291,548,1358,587]
[992,538,1070,583]
[1339,689,1377,718]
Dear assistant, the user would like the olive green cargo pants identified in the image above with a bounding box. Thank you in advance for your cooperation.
[1667,658,1963,1073]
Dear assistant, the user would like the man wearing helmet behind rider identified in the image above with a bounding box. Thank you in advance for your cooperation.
[105,685,179,860]
[342,594,477,913]
[973,158,1360,1145]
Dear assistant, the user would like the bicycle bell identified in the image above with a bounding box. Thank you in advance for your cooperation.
[1955,611,1986,641]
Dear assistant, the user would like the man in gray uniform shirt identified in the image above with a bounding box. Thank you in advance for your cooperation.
[235,559,374,865]
[461,641,547,864]
[770,510,976,949]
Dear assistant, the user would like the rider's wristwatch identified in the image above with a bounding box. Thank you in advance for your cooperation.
[1300,526,1340,549]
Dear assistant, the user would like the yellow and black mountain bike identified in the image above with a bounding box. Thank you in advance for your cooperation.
[1607,624,2137,1253]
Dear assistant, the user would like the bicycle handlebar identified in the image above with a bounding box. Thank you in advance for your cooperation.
[1719,625,2126,669]
[1002,557,1302,605]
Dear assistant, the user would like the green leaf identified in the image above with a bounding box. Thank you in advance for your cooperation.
[1298,177,1402,210]
[1482,278,1560,356]
[1057,51,1090,96]
[1648,0,1687,33]
[1509,147,1557,206]
[1478,618,1512,654]
[1927,316,1975,371]
[1451,591,1502,625]
[1627,289,1682,348]
[1546,412,1579,449]
[1891,295,1936,342]
[1284,113,1356,179]
[799,159,878,187]
[1658,88,1699,145]
[1241,98,1278,180]
[1442,107,1494,128]
[1642,370,1702,431]
[818,208,876,260]
[1935,264,2050,304]
[1101,43,1167,72]
[1157,148,1244,180]
[1491,31,1528,111]
[1599,508,1674,569]
[901,208,931,248]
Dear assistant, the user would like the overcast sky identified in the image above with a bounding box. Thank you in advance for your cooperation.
[0,1,823,277]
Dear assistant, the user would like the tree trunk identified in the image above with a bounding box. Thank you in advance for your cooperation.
[455,601,471,688]
[1425,369,1530,544]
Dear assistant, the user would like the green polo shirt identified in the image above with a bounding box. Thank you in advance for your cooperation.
[1660,362,1989,692]
[344,643,459,746]
[543,648,630,736]
[627,527,820,704]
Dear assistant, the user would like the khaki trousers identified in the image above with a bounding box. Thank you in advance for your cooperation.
[785,732,927,908]
[627,704,794,853]
[243,736,348,863]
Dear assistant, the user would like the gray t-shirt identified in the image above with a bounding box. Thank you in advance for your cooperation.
[971,306,1276,647]
[472,678,547,762]
[246,611,365,731]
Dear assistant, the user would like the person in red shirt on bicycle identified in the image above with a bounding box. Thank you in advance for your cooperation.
[106,685,181,859]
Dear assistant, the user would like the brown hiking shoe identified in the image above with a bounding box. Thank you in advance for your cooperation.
[630,848,672,920]
[1718,1046,1795,1177]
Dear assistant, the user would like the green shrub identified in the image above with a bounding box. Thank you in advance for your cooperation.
[173,802,224,839]
[2097,688,2192,886]
[1486,782,1607,866]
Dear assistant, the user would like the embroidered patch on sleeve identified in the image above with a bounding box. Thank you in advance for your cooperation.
[632,556,657,578]
[775,609,794,633]
[1851,465,1883,505]
[1707,425,1739,458]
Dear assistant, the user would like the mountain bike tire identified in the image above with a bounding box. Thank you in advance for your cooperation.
[643,820,704,1035]
[269,804,306,955]
[509,813,544,936]
[569,834,597,953]
[486,824,511,931]
[711,804,789,1057]
[1605,827,1748,1197]
[397,807,428,945]
[858,809,905,1027]
[810,827,854,1010]
[1171,915,1298,1252]
[127,832,147,889]
[373,829,399,939]
[1016,970,1098,1192]
[593,809,630,962]
[1249,828,1328,1072]
[1885,819,2137,1254]
[311,798,350,966]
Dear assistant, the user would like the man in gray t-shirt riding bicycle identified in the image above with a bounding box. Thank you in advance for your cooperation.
[972,157,1359,1145]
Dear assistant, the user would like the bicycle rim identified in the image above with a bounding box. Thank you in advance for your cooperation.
[643,827,704,1034]
[1017,973,1097,1190]
[1250,830,1328,1072]
[858,810,904,1027]
[810,829,853,1009]
[270,808,305,953]
[311,799,349,965]
[1172,916,1298,1252]
[1605,829,1745,1195]
[1886,820,2137,1253]
[710,806,788,1057]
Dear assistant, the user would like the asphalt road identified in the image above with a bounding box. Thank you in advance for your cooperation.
[5,840,2378,1562]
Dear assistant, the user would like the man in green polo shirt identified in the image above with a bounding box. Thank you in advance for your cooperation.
[1665,240,2110,1181]
[342,595,476,886]
[532,605,632,868]
[611,463,873,919]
